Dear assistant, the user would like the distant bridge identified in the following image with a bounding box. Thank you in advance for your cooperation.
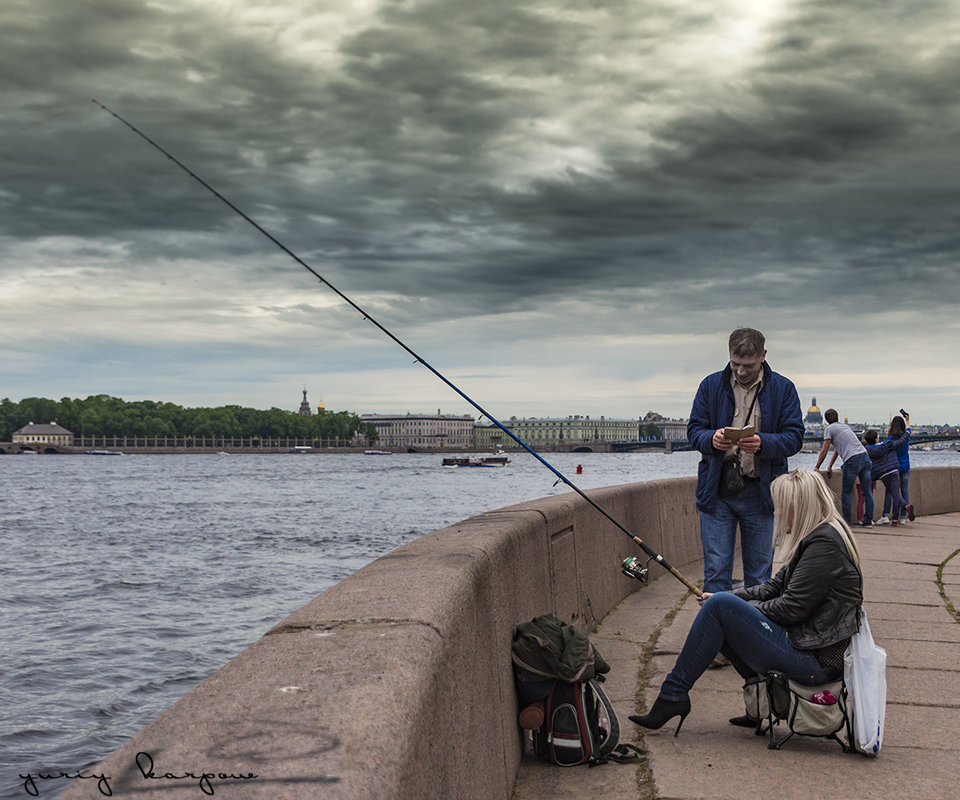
[608,432,958,454]
[802,432,959,446]
[609,439,692,453]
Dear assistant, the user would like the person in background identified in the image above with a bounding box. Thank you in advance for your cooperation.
[815,409,874,528]
[630,470,862,735]
[863,425,912,526]
[878,414,914,525]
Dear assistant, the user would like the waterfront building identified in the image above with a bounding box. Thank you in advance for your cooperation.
[474,413,687,450]
[640,411,688,441]
[361,412,475,449]
[12,421,74,447]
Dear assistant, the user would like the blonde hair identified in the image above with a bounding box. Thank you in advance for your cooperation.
[770,469,860,566]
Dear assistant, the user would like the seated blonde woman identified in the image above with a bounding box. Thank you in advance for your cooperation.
[631,469,862,735]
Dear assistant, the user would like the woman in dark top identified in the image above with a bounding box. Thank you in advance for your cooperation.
[864,419,912,526]
[631,469,862,735]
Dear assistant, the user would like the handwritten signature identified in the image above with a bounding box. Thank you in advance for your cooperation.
[136,751,257,795]
[19,770,111,798]
[19,751,259,796]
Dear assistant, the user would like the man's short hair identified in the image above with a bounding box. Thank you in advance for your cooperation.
[864,429,878,445]
[728,328,766,357]
[824,408,839,424]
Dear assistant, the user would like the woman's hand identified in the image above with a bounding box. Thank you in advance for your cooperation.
[698,592,713,604]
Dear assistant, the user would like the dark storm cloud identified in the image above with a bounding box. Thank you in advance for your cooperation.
[3,0,960,416]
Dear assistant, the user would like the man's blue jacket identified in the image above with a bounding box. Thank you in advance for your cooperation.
[687,360,804,515]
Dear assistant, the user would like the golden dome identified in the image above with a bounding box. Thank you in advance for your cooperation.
[804,397,823,425]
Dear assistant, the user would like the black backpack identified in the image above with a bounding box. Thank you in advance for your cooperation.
[531,677,643,766]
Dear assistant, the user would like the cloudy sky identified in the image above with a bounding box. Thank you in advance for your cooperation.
[3,0,959,425]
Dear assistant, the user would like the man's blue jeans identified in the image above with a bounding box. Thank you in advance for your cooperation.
[841,452,873,523]
[699,480,773,592]
[660,592,840,702]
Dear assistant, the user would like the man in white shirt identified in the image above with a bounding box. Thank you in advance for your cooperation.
[814,408,874,527]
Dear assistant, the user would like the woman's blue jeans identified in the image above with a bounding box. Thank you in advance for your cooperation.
[879,472,905,520]
[883,470,910,517]
[660,592,840,702]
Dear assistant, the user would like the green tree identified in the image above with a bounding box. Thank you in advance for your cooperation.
[2,395,373,442]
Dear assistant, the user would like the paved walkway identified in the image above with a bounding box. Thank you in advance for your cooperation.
[512,512,960,800]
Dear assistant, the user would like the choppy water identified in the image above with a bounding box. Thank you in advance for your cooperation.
[1,449,955,797]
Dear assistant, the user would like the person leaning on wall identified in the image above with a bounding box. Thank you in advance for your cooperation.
[815,408,875,528]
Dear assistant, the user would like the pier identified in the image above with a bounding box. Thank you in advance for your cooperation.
[0,435,364,455]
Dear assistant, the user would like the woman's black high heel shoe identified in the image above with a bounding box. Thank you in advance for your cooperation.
[629,695,691,737]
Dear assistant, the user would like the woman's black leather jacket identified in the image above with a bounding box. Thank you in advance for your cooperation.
[733,522,862,649]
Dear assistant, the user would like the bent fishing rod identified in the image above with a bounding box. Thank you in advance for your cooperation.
[92,99,702,598]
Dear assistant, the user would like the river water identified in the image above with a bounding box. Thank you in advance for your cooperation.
[1,449,956,797]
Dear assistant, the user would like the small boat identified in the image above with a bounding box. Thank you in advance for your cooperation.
[442,456,511,468]
[84,450,124,456]
[364,449,392,455]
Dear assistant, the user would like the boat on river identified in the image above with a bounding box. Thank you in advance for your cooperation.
[83,450,124,456]
[441,456,511,468]
[364,449,392,455]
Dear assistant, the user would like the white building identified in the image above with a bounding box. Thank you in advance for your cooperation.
[640,411,688,441]
[361,412,475,449]
[12,421,74,447]
[475,416,643,450]
[474,412,689,450]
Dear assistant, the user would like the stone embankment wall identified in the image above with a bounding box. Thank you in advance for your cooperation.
[63,468,960,800]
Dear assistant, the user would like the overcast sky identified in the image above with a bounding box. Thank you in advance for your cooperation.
[3,0,959,425]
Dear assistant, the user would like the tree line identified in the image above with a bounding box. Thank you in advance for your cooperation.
[0,395,379,442]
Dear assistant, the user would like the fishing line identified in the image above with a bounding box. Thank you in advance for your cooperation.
[91,99,702,598]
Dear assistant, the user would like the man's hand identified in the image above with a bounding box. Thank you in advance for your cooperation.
[737,433,761,454]
[712,429,735,450]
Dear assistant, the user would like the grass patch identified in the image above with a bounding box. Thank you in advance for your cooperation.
[633,589,696,799]
[936,548,960,625]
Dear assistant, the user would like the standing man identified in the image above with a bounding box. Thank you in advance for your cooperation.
[815,408,874,527]
[688,329,804,596]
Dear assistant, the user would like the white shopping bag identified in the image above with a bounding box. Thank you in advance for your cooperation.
[843,609,886,756]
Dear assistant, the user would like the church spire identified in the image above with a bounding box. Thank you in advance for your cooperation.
[298,387,312,416]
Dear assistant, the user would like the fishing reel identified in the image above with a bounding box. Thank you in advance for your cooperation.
[621,556,651,583]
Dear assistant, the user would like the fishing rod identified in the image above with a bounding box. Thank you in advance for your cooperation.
[91,99,702,598]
